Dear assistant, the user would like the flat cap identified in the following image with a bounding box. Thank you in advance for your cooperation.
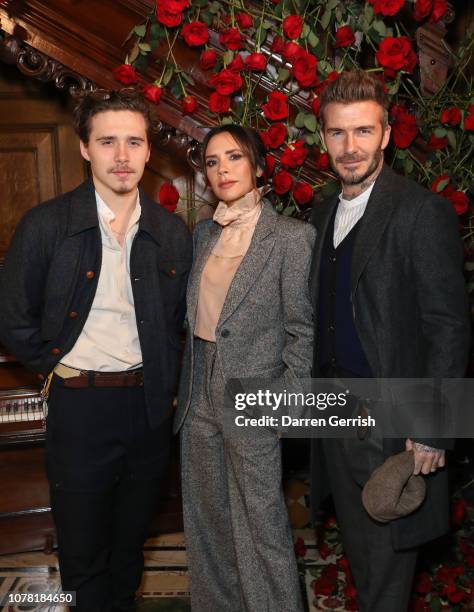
[362,451,426,523]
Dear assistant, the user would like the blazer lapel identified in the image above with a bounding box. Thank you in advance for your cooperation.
[309,195,338,303]
[351,165,397,292]
[217,200,277,328]
[187,222,221,332]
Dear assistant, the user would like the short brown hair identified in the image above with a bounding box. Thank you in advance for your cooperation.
[73,89,154,143]
[201,124,266,185]
[320,70,390,127]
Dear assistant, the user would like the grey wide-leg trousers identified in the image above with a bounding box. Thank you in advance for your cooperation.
[180,339,303,612]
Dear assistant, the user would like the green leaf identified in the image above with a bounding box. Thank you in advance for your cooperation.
[134,24,147,38]
[263,21,274,29]
[318,60,334,77]
[223,49,234,66]
[335,6,343,22]
[464,261,474,271]
[129,43,140,64]
[209,1,221,14]
[193,0,208,6]
[305,134,315,145]
[436,178,450,192]
[304,114,317,132]
[388,80,400,95]
[221,115,234,125]
[200,11,213,26]
[256,28,268,48]
[149,24,161,40]
[434,127,447,137]
[182,72,195,86]
[308,31,319,47]
[138,42,151,53]
[295,112,306,129]
[373,19,387,37]
[327,0,339,9]
[278,67,291,83]
[447,130,457,149]
[405,158,414,174]
[364,3,374,27]
[283,204,295,216]
[162,65,174,86]
[320,7,332,31]
[301,23,310,39]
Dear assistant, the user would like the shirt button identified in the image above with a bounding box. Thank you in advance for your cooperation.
[51,347,61,355]
[86,271,95,279]
[221,329,230,338]
[69,311,78,319]
[328,325,335,332]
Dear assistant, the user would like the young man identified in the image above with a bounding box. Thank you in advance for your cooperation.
[0,91,192,611]
[310,71,469,611]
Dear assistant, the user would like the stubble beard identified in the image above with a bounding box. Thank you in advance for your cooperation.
[332,148,383,188]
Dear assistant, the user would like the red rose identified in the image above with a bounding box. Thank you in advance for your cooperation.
[376,37,417,73]
[236,12,253,29]
[391,104,419,148]
[415,572,432,594]
[440,106,462,126]
[431,174,452,194]
[265,154,276,177]
[228,54,245,72]
[209,69,243,94]
[427,133,448,149]
[200,49,217,70]
[314,71,340,94]
[465,104,474,131]
[156,0,185,27]
[282,42,304,62]
[369,0,405,16]
[315,149,331,170]
[159,182,179,212]
[293,182,313,205]
[292,51,318,88]
[208,92,231,114]
[245,52,267,71]
[283,15,303,40]
[281,140,309,168]
[294,537,307,558]
[335,25,355,48]
[344,582,357,600]
[318,542,331,559]
[181,21,209,47]
[273,170,293,194]
[142,83,163,104]
[312,575,335,596]
[181,95,197,114]
[271,35,285,54]
[430,0,447,22]
[312,96,321,117]
[337,556,350,573]
[113,64,139,85]
[262,122,287,149]
[414,0,433,21]
[448,191,469,216]
[219,27,243,50]
[262,91,289,121]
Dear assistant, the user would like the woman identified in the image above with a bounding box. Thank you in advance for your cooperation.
[174,125,315,611]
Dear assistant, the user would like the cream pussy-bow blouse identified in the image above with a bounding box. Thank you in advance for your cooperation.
[194,187,267,342]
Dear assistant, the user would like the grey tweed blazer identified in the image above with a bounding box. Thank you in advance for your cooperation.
[173,199,316,433]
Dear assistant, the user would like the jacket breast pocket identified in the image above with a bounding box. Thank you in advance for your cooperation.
[158,260,190,322]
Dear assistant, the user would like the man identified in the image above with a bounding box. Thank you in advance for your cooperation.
[0,90,192,611]
[310,70,469,611]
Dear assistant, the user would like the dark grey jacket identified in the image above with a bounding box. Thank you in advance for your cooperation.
[0,179,192,428]
[310,165,470,549]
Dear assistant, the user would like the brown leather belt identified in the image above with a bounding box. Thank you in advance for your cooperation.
[58,368,144,389]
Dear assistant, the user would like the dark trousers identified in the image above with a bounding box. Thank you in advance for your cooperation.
[46,376,171,612]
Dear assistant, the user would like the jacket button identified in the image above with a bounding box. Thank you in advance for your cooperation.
[330,256,336,263]
[133,277,141,282]
[328,325,335,332]
[86,271,95,279]
[69,311,78,319]
[51,347,61,355]
[170,268,177,276]
[37,373,45,381]
[221,329,230,338]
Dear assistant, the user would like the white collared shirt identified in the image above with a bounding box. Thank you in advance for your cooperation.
[61,191,143,371]
[333,182,375,248]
